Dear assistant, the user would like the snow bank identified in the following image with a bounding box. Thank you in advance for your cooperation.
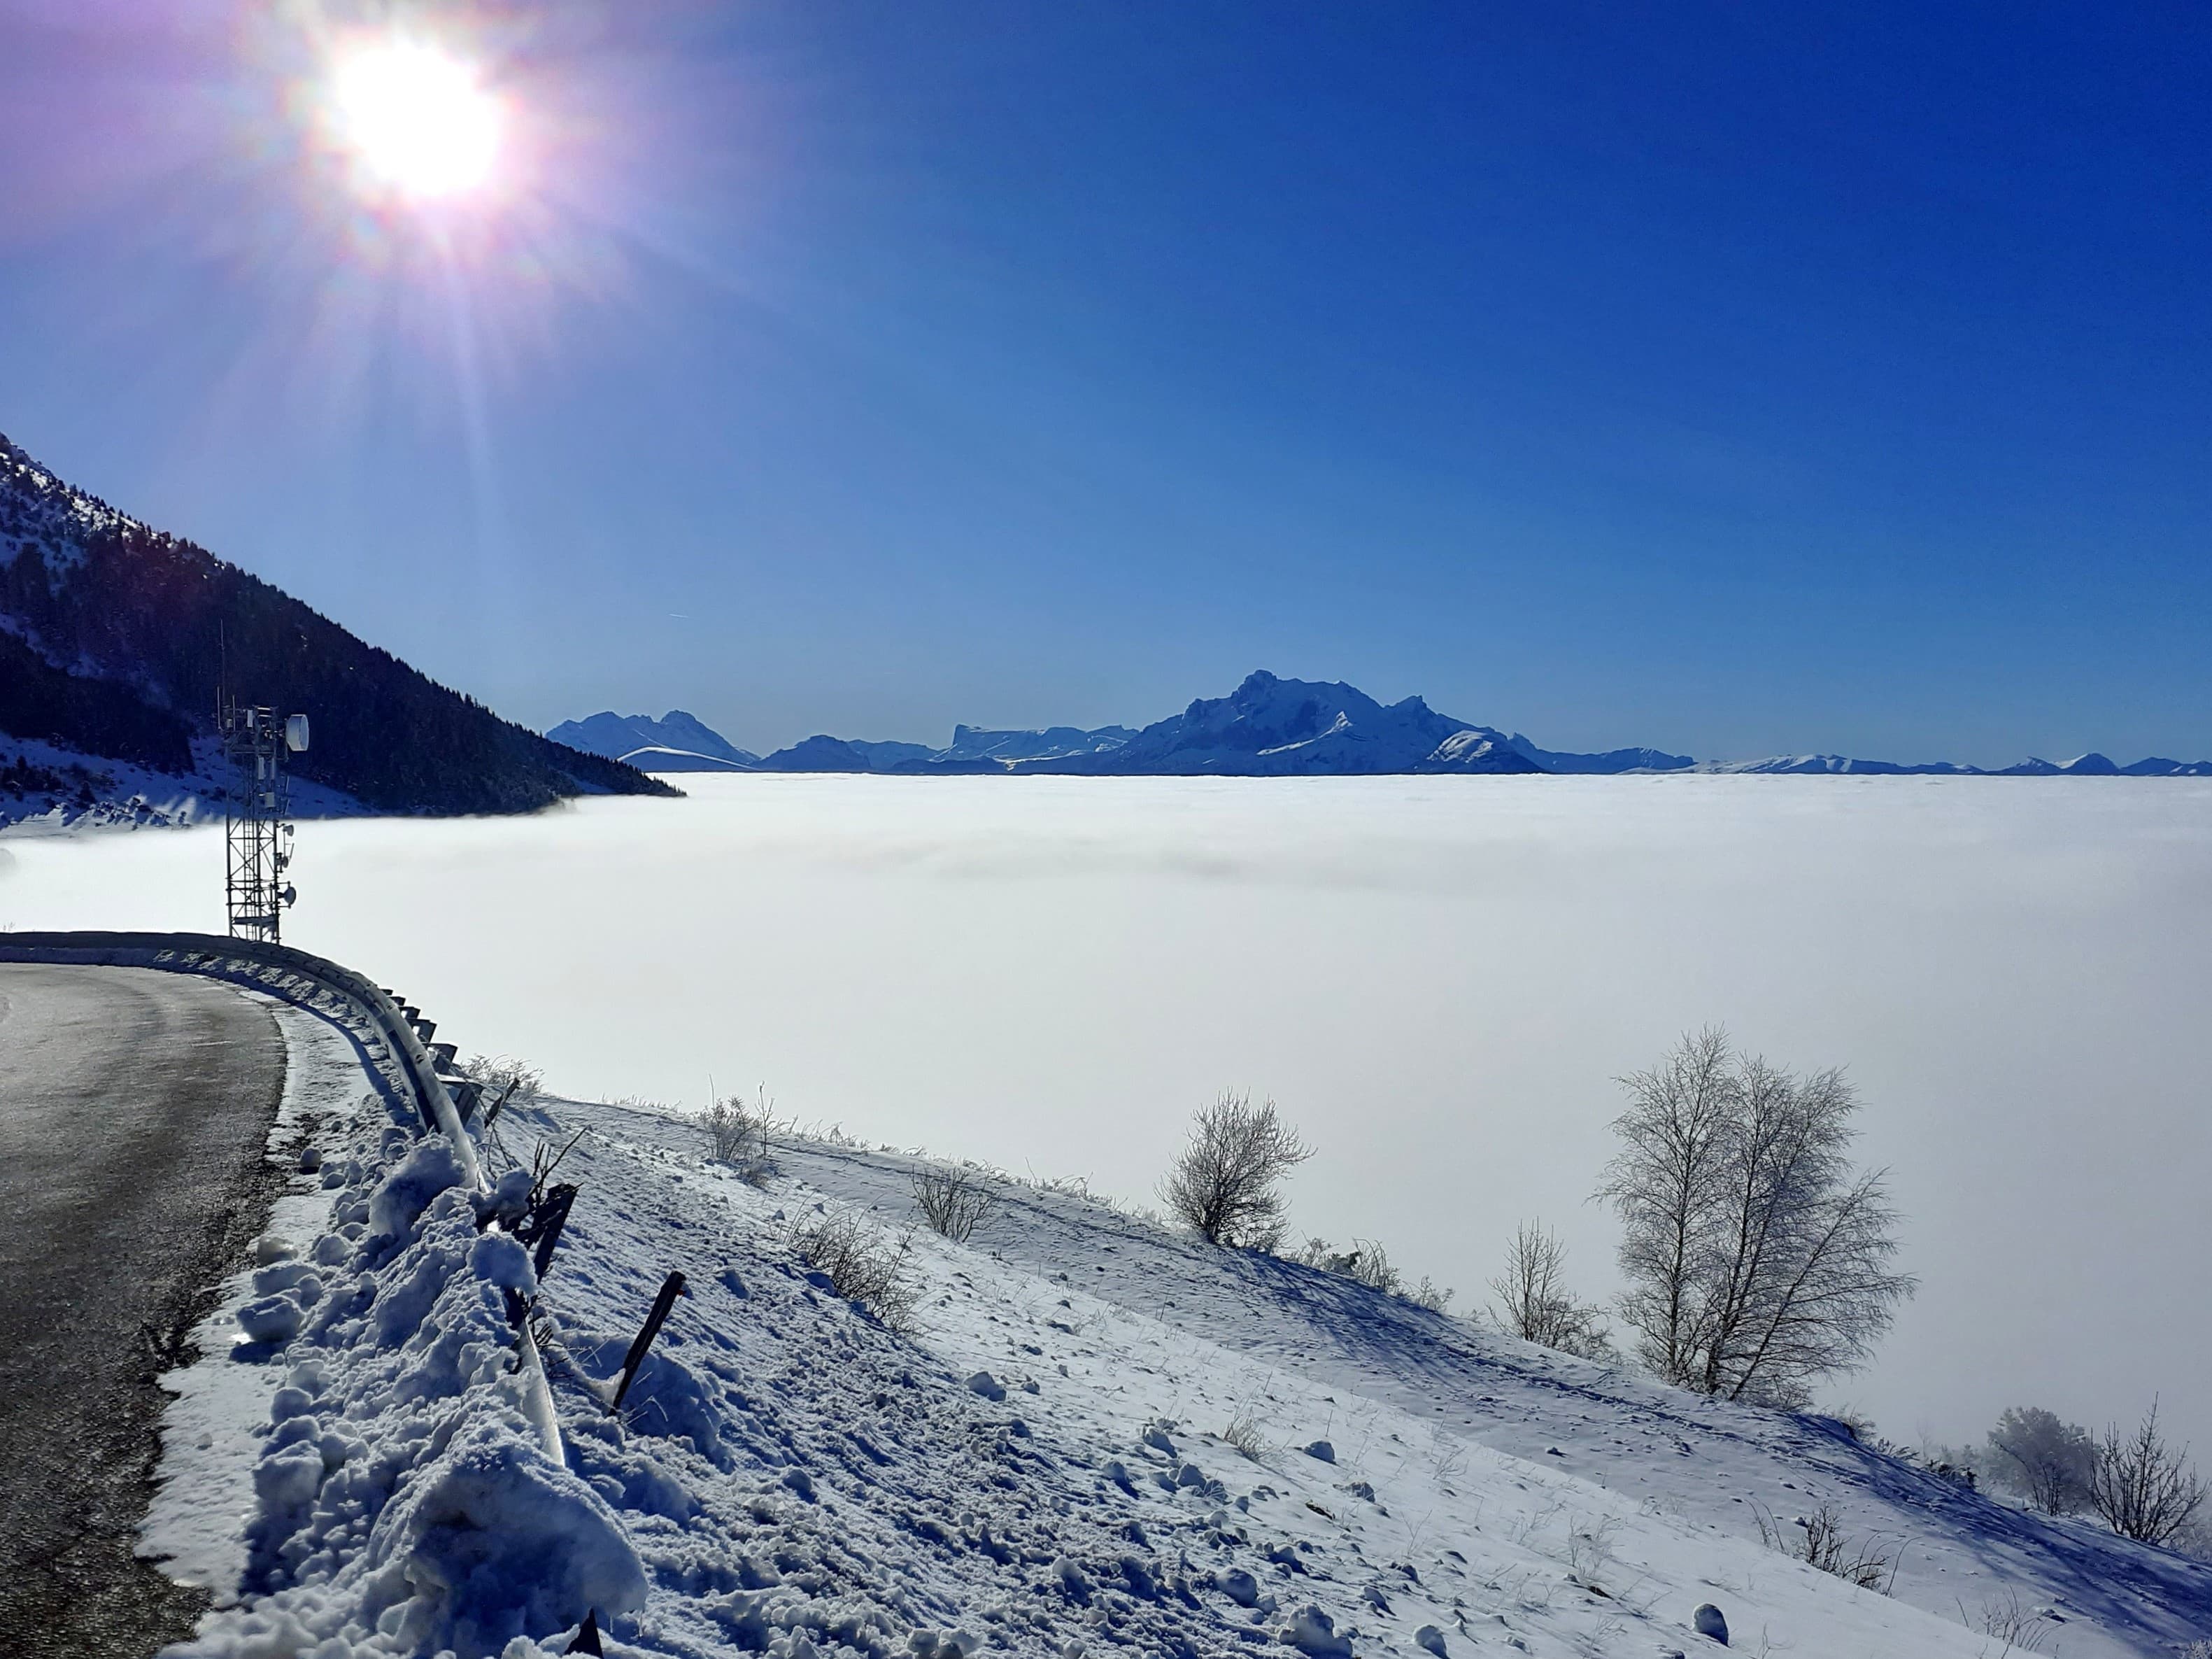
[167,1114,643,1659]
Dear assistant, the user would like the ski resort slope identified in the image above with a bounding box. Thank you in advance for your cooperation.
[172,1088,2211,1659]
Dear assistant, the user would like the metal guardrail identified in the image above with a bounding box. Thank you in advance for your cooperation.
[0,929,555,1457]
[0,931,480,1186]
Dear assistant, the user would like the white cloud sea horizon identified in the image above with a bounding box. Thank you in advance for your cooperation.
[7,772,2208,1462]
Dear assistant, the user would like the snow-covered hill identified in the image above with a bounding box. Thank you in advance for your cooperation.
[170,1083,2212,1659]
[0,732,367,833]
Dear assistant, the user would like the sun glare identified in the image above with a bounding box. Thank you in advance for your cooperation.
[329,41,502,202]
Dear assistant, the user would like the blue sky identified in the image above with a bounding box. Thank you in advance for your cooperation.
[3,1,2207,762]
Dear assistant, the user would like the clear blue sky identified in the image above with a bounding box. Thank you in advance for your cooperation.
[3,1,2207,762]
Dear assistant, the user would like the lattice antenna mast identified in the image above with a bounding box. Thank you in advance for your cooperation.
[220,691,309,943]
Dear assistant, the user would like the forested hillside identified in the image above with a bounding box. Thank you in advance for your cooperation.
[0,435,676,814]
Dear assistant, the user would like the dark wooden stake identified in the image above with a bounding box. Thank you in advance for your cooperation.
[517,1183,579,1280]
[610,1271,687,1411]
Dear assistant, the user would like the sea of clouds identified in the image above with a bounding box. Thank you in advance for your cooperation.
[6,773,2208,1462]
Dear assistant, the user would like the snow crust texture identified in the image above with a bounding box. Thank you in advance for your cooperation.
[170,1084,2212,1659]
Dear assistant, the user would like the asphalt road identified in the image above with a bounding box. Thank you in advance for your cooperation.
[0,963,288,1659]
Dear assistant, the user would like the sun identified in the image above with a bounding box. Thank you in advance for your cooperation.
[328,41,502,202]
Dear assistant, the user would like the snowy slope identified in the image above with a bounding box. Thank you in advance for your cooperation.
[160,1069,2212,1659]
[0,732,366,833]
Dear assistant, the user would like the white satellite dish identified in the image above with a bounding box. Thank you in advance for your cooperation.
[285,713,311,753]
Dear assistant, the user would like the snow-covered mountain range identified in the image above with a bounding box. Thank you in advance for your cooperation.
[555,670,2212,778]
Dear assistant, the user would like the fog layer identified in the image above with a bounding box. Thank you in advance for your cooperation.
[8,775,2208,1455]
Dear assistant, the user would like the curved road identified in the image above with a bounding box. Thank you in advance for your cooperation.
[0,963,288,1659]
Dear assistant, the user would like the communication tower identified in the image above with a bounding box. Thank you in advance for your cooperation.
[221,694,310,943]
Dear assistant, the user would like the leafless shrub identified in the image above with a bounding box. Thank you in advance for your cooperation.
[461,1054,544,1127]
[1407,1275,1455,1313]
[1596,1028,1917,1405]
[1428,1422,1470,1483]
[1489,1220,1615,1360]
[912,1165,996,1242]
[1969,1588,2053,1655]
[1223,1411,1271,1460]
[698,1089,776,1185]
[2090,1398,2208,1546]
[1291,1236,1402,1293]
[523,1131,583,1210]
[1159,1092,1312,1250]
[774,1117,867,1150]
[1564,1514,1620,1583]
[1754,1502,1899,1593]
[1293,1234,1456,1312]
[792,1208,922,1336]
[481,1128,586,1224]
[1987,1406,2094,1514]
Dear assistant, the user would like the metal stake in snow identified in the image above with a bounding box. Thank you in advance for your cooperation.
[609,1271,688,1412]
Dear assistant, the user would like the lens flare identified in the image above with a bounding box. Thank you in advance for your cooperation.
[329,41,502,202]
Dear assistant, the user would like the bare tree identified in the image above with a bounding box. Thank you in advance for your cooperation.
[1987,1406,2095,1514]
[2090,1399,2208,1546]
[1596,1030,1916,1406]
[1160,1092,1312,1250]
[1595,1027,1734,1386]
[1488,1220,1615,1360]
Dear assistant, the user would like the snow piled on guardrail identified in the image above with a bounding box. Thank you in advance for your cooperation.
[167,1120,641,1659]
